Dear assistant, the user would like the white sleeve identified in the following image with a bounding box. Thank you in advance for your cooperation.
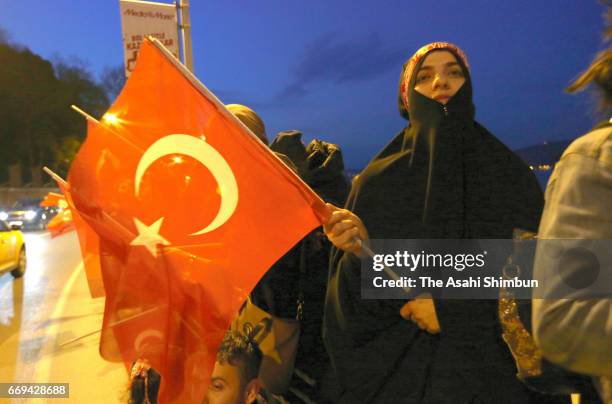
[532,144,612,377]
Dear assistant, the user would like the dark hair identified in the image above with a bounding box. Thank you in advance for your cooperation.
[128,367,161,404]
[216,330,262,382]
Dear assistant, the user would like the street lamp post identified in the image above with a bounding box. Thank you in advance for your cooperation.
[178,0,194,72]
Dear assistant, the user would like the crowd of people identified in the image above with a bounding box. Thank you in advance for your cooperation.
[125,10,612,404]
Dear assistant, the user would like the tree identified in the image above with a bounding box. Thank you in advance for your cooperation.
[54,56,110,121]
[0,44,58,180]
[0,40,110,183]
[54,135,83,177]
[101,65,126,101]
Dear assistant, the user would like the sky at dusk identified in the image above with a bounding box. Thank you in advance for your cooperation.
[1,1,607,168]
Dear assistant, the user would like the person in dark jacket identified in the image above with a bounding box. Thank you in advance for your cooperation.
[251,130,350,402]
[226,104,350,401]
[322,42,568,403]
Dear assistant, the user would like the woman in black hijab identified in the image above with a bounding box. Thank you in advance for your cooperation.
[322,42,566,403]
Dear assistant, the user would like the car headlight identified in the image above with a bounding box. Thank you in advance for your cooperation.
[0,211,7,221]
[25,210,37,220]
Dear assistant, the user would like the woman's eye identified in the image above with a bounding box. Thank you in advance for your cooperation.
[416,74,430,83]
[449,69,463,77]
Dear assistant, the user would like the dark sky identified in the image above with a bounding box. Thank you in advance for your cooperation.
[1,1,607,168]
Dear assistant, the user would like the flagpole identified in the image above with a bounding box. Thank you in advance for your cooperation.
[178,0,194,72]
[71,105,100,124]
[58,305,167,348]
[70,104,143,154]
[361,243,411,294]
[43,166,68,188]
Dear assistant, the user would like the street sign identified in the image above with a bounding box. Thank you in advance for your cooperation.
[119,0,180,77]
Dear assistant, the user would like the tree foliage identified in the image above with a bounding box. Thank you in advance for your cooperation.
[101,65,126,101]
[0,41,110,183]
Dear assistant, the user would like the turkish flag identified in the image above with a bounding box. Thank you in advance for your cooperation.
[46,209,76,238]
[39,192,64,207]
[40,192,77,238]
[67,37,325,403]
[43,179,105,297]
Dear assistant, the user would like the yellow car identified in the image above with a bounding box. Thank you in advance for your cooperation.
[0,220,26,278]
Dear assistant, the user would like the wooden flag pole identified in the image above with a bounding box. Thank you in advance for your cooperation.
[360,242,412,294]
[70,104,142,153]
[70,105,100,124]
[42,166,68,188]
[58,305,167,348]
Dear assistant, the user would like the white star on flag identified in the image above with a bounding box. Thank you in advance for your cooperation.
[130,217,170,257]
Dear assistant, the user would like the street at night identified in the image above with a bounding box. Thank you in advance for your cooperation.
[0,231,124,403]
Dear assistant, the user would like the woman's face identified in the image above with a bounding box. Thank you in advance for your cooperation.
[413,50,465,105]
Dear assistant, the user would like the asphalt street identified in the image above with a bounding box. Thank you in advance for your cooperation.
[0,231,125,403]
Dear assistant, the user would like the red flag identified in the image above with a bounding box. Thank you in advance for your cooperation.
[40,192,77,238]
[39,192,64,207]
[67,37,325,403]
[41,176,105,298]
[45,210,76,238]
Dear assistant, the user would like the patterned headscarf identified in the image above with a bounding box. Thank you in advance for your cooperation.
[398,42,470,118]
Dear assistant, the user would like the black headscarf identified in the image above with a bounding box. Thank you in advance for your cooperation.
[323,43,547,403]
[349,42,542,240]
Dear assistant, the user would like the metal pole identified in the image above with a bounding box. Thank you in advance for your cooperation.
[178,0,194,72]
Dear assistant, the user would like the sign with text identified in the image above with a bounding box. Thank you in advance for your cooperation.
[119,0,180,77]
[361,239,612,299]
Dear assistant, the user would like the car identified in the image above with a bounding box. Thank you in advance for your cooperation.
[0,198,60,231]
[0,220,26,278]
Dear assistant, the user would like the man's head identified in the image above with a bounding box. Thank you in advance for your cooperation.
[203,331,262,404]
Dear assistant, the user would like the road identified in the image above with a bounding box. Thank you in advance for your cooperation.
[0,231,125,403]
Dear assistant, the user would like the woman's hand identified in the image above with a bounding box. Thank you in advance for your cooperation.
[323,203,369,256]
[400,293,441,334]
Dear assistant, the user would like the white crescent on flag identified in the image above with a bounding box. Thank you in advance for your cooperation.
[134,134,239,236]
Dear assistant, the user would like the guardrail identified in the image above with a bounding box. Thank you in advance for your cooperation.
[0,187,61,208]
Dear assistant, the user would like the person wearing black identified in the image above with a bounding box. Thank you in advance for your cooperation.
[225,101,350,401]
[249,130,350,402]
[322,42,567,403]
